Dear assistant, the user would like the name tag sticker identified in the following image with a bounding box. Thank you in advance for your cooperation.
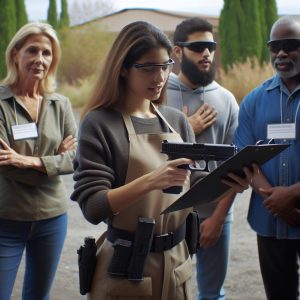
[267,123,296,140]
[11,123,39,140]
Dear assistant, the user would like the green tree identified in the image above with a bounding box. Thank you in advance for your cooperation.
[239,0,262,63]
[0,0,16,79]
[47,0,58,29]
[219,0,278,70]
[259,1,269,64]
[219,0,243,69]
[262,0,278,63]
[15,0,28,30]
[59,0,70,28]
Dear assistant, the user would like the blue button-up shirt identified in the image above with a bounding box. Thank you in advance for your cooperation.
[234,74,300,239]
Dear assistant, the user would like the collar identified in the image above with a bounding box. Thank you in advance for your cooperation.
[266,74,300,96]
[266,74,281,91]
[0,85,63,102]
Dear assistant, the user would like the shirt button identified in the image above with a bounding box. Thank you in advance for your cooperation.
[282,163,286,167]
[286,118,290,122]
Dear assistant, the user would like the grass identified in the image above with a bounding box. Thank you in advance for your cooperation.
[216,58,275,104]
[57,76,96,108]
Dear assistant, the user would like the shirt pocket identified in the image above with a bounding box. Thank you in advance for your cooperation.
[174,257,193,300]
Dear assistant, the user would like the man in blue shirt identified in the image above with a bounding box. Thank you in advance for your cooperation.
[234,16,300,300]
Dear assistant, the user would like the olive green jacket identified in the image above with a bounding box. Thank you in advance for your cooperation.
[0,85,77,221]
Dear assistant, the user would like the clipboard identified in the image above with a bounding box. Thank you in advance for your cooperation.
[162,143,290,214]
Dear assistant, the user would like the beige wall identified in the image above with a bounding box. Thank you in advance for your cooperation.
[78,9,218,33]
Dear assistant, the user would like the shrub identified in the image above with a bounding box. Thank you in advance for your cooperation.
[58,24,115,84]
[57,75,97,108]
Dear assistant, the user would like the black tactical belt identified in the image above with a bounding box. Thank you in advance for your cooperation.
[107,222,186,253]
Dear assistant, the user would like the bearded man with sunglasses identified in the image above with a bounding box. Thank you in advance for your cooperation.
[167,17,239,300]
[233,16,300,300]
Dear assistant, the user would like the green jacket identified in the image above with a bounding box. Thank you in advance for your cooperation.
[0,85,77,221]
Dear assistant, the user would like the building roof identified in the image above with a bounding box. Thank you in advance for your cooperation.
[74,8,219,32]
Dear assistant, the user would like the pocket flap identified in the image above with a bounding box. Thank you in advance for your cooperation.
[107,277,152,296]
[174,257,192,286]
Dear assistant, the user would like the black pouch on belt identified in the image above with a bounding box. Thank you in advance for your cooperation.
[107,238,132,277]
[185,211,200,255]
[127,217,155,281]
[77,237,97,295]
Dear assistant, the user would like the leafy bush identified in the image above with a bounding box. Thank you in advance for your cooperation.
[58,24,115,84]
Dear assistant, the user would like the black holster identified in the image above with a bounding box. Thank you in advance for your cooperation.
[107,217,155,281]
[185,211,200,255]
[77,237,97,295]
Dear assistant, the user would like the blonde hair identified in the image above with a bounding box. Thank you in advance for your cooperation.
[81,21,172,118]
[2,22,61,94]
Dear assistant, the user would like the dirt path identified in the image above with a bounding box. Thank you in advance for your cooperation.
[11,173,267,299]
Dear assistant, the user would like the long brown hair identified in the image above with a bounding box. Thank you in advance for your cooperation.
[81,21,172,118]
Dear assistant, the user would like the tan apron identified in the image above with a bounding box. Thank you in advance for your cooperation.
[88,106,193,300]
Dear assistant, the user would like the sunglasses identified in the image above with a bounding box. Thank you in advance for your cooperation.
[267,39,300,53]
[176,41,217,53]
[132,58,174,73]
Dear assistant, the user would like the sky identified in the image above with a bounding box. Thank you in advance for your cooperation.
[24,0,300,22]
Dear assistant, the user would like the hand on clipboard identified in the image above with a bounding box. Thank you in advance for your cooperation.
[162,143,290,214]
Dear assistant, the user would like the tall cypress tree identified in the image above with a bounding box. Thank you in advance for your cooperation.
[15,0,28,30]
[219,0,243,69]
[259,1,269,64]
[265,0,278,34]
[0,0,17,79]
[262,0,278,62]
[239,0,262,63]
[219,0,278,70]
[59,0,70,28]
[47,0,58,30]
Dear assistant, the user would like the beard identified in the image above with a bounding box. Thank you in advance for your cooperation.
[272,57,300,80]
[181,52,216,87]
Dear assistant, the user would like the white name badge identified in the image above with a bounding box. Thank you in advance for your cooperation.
[11,123,39,140]
[267,123,296,140]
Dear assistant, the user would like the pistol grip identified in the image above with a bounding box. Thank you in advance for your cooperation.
[177,164,190,169]
[163,186,183,194]
[162,164,189,194]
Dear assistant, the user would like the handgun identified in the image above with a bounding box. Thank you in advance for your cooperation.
[161,140,237,194]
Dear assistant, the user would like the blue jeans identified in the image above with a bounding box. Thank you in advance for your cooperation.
[0,213,67,300]
[196,219,231,300]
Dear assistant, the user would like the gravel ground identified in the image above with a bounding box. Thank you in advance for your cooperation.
[11,175,267,300]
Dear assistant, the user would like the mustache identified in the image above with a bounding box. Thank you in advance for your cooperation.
[274,58,293,65]
[198,59,212,64]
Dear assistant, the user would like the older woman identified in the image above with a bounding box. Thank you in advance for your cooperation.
[0,22,76,300]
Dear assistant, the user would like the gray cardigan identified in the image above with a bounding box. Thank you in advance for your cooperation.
[71,105,195,224]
